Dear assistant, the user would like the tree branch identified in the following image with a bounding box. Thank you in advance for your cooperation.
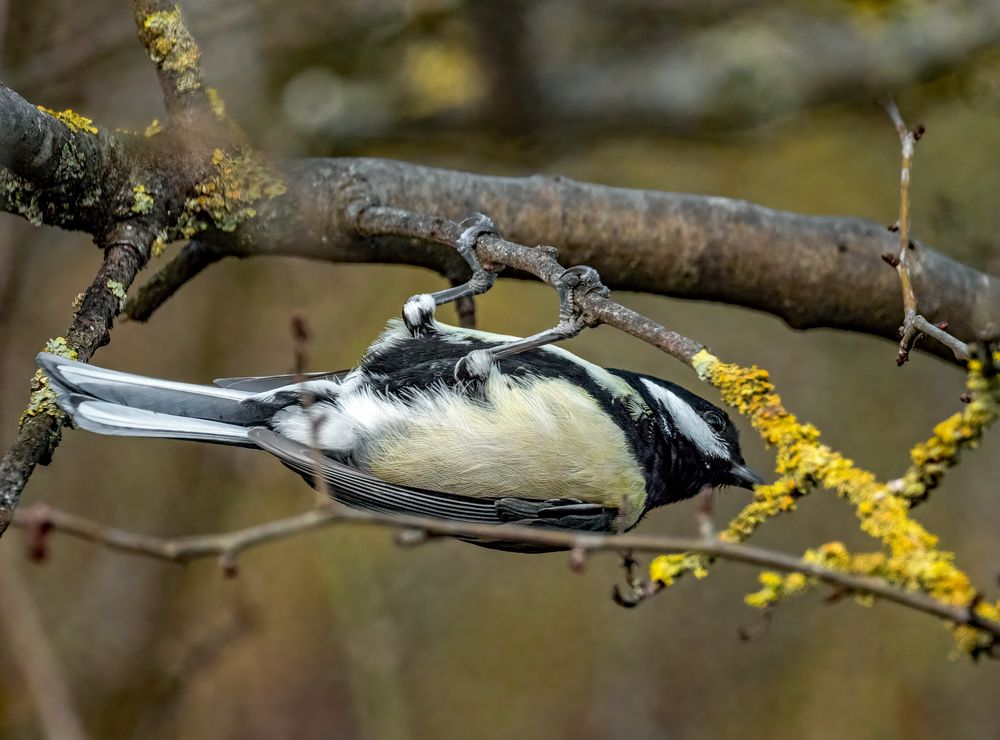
[127,158,999,362]
[355,205,705,364]
[131,0,212,122]
[2,78,994,364]
[10,501,1000,645]
[0,86,127,236]
[0,226,152,537]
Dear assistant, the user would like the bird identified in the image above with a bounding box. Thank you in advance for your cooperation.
[35,217,763,551]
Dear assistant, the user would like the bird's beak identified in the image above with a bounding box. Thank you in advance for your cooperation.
[729,463,767,490]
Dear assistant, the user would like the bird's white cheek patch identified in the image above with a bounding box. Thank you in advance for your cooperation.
[640,379,728,458]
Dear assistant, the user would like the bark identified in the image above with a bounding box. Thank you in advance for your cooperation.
[171,158,999,353]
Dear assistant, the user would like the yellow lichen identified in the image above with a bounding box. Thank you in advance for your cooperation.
[649,553,708,586]
[106,280,127,311]
[140,6,202,93]
[131,184,154,215]
[36,106,98,135]
[19,338,78,429]
[651,348,1000,657]
[150,228,170,258]
[895,354,1000,503]
[180,147,286,234]
[144,118,163,138]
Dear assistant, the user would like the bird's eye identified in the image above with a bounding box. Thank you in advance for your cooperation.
[703,410,726,434]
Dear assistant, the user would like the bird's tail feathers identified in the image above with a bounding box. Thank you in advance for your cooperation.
[36,352,261,425]
[36,353,270,445]
[60,394,251,445]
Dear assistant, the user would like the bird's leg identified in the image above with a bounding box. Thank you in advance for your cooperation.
[455,265,609,379]
[402,213,500,337]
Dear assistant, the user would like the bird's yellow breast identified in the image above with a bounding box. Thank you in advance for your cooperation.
[363,374,648,527]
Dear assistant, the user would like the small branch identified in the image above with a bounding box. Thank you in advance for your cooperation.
[911,315,971,362]
[883,100,971,365]
[11,502,1000,642]
[131,0,212,122]
[0,226,152,538]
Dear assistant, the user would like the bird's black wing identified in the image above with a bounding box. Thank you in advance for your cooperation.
[248,427,619,551]
[213,370,352,392]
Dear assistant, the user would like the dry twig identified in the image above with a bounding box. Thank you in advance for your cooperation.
[9,502,1000,643]
[882,100,971,366]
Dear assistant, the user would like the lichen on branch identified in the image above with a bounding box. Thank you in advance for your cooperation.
[650,348,1000,657]
[35,106,98,135]
[172,147,287,240]
[18,338,77,433]
[137,5,202,94]
[895,354,1000,503]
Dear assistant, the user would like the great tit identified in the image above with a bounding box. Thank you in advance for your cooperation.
[35,316,761,551]
[35,218,763,551]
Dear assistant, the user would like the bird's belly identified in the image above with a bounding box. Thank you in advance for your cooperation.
[353,377,648,526]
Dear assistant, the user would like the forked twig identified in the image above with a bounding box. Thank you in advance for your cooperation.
[882,100,971,366]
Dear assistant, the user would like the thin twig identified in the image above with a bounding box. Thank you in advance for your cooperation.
[882,100,971,365]
[0,227,152,538]
[9,502,1000,642]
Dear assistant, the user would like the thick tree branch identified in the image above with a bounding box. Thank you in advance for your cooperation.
[10,502,1000,646]
[129,158,1000,362]
[0,86,130,237]
[2,77,993,364]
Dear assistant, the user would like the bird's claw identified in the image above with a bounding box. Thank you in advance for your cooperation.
[555,265,609,329]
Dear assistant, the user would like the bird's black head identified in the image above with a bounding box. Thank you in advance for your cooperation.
[628,373,765,507]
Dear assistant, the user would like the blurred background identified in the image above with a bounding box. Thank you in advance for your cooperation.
[1,0,999,738]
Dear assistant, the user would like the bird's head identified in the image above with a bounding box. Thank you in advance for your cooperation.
[633,375,765,503]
